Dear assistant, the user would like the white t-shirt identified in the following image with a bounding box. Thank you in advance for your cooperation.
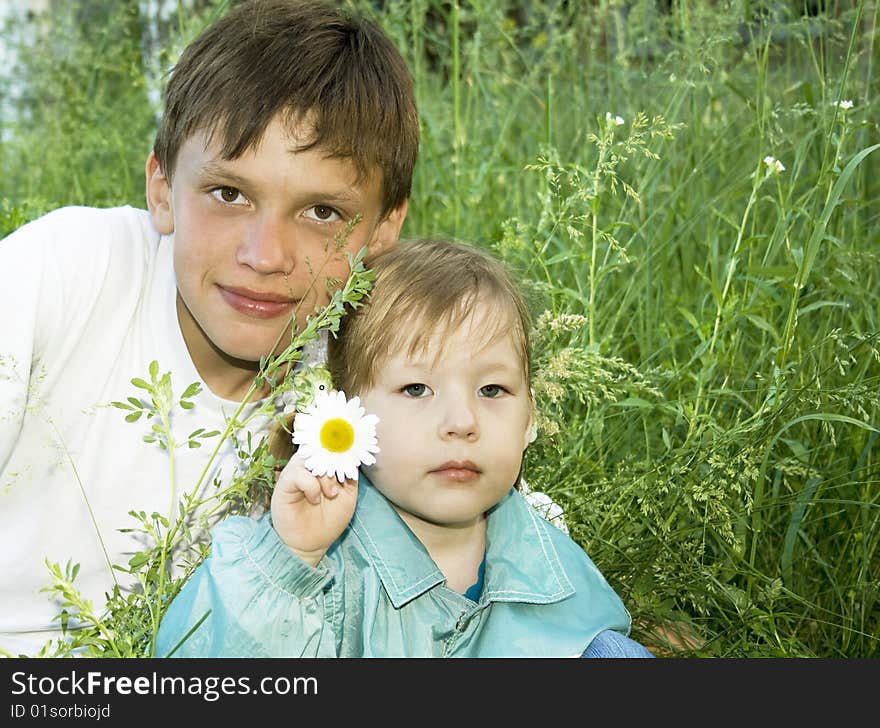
[0,205,284,656]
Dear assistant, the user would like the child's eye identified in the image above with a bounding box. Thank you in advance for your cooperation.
[479,384,506,398]
[210,186,249,205]
[304,205,342,223]
[402,383,432,397]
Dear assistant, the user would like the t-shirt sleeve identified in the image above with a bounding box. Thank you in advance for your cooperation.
[0,210,64,470]
[155,514,339,658]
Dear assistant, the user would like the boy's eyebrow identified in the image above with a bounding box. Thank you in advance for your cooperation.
[197,161,251,187]
[197,160,363,203]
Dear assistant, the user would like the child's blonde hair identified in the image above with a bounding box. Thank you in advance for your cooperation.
[328,238,532,396]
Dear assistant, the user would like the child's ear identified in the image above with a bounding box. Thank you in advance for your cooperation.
[366,198,408,260]
[522,391,537,451]
[145,151,174,234]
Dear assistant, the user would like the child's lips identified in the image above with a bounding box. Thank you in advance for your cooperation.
[219,285,298,319]
[429,460,481,482]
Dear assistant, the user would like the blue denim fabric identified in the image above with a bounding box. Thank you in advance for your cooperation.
[581,629,655,658]
[157,483,633,657]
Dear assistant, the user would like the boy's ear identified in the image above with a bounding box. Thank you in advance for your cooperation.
[145,151,174,235]
[366,198,408,260]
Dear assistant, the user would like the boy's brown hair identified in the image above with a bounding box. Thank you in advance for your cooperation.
[328,238,533,397]
[153,0,419,215]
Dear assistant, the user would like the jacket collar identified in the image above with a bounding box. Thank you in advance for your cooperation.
[349,475,575,609]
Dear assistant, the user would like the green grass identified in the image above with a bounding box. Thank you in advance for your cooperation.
[1,0,877,657]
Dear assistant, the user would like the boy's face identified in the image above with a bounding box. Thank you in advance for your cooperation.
[146,115,406,394]
[359,307,533,537]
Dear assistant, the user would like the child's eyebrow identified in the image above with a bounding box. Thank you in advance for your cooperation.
[475,361,523,378]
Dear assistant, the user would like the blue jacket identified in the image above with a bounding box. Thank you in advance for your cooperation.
[156,477,632,657]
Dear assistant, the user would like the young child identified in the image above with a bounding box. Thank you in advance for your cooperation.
[0,0,418,656]
[156,239,653,658]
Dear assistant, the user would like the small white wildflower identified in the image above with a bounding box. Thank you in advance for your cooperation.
[520,479,568,534]
[763,155,785,174]
[605,112,624,127]
[833,99,854,110]
[274,364,333,416]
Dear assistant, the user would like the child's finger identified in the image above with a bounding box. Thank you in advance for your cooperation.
[321,474,359,498]
[296,475,324,505]
[276,459,323,505]
[317,475,340,499]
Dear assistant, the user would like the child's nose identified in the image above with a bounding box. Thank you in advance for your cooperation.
[438,394,479,441]
[236,212,294,275]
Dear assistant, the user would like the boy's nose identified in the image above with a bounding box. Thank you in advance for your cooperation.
[236,212,294,275]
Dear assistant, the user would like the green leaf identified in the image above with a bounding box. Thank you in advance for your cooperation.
[798,300,848,317]
[798,143,880,286]
[181,382,201,399]
[613,397,654,409]
[124,411,143,423]
[781,437,808,463]
[128,552,149,569]
[743,313,779,341]
[131,378,151,391]
[781,477,821,587]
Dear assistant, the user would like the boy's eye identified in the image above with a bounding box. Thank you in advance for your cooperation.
[479,384,505,398]
[403,383,432,397]
[210,187,248,205]
[305,205,342,222]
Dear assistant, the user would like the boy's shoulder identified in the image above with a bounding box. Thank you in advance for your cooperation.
[11,204,155,248]
[3,205,161,278]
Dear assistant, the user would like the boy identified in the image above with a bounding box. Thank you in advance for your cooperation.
[0,0,418,656]
[156,239,653,657]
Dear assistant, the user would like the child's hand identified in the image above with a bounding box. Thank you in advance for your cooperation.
[270,452,358,567]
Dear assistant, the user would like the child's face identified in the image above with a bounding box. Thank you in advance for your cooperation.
[359,307,533,535]
[146,114,406,387]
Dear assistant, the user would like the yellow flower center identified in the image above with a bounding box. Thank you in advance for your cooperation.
[319,418,355,453]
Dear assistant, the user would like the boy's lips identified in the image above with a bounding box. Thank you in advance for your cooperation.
[218,285,299,319]
[429,460,481,483]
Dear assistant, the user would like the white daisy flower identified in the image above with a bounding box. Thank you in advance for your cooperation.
[605,112,625,127]
[292,389,380,483]
[763,155,785,174]
[833,99,854,110]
